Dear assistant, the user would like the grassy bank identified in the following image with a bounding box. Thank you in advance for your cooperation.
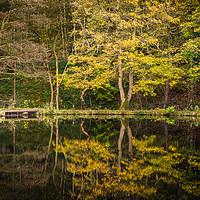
[40,108,200,118]
[0,108,200,118]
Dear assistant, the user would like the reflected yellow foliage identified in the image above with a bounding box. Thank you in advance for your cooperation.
[51,134,200,199]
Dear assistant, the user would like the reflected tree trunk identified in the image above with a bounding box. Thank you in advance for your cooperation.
[13,126,16,163]
[189,124,194,150]
[52,117,68,191]
[44,119,54,174]
[127,124,133,155]
[164,120,169,151]
[25,146,30,165]
[2,143,6,165]
[80,119,90,139]
[53,117,59,189]
[118,120,125,168]
[118,119,133,168]
[60,160,64,189]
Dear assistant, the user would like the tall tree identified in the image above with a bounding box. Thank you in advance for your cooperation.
[63,0,115,109]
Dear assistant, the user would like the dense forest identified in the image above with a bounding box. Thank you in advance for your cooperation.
[0,0,199,110]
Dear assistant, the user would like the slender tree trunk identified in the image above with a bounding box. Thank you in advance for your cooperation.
[80,87,89,110]
[56,57,59,112]
[72,16,77,54]
[47,64,54,110]
[188,82,195,108]
[127,69,133,105]
[164,80,169,109]
[25,24,31,73]
[54,34,59,112]
[63,2,67,56]
[13,72,16,103]
[61,17,66,59]
[118,44,125,108]
[118,44,133,110]
[13,61,16,107]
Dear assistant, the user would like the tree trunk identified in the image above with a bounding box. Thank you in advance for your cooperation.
[80,87,89,110]
[25,24,31,73]
[54,33,59,112]
[72,16,77,54]
[13,61,16,107]
[188,83,195,108]
[47,64,54,110]
[118,45,133,110]
[61,17,66,59]
[164,80,169,109]
[55,56,59,112]
[118,44,125,108]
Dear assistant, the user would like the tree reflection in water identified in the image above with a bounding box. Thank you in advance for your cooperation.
[0,117,199,199]
[51,118,200,200]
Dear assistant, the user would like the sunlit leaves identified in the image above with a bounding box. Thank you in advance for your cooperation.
[51,129,200,199]
[53,138,114,173]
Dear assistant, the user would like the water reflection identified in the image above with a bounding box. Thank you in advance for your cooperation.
[118,119,133,168]
[0,117,200,199]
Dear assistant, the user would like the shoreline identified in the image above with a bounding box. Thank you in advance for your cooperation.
[0,108,200,118]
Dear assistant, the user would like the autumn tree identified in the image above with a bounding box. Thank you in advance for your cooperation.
[42,0,72,110]
[174,2,200,108]
[65,0,186,110]
[63,0,115,109]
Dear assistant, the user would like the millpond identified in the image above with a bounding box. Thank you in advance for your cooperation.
[0,115,200,199]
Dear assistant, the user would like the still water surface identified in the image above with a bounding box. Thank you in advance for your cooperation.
[0,116,200,200]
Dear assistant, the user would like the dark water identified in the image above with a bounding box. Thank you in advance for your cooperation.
[0,116,200,200]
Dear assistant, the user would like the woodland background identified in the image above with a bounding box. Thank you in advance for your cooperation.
[0,0,199,110]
